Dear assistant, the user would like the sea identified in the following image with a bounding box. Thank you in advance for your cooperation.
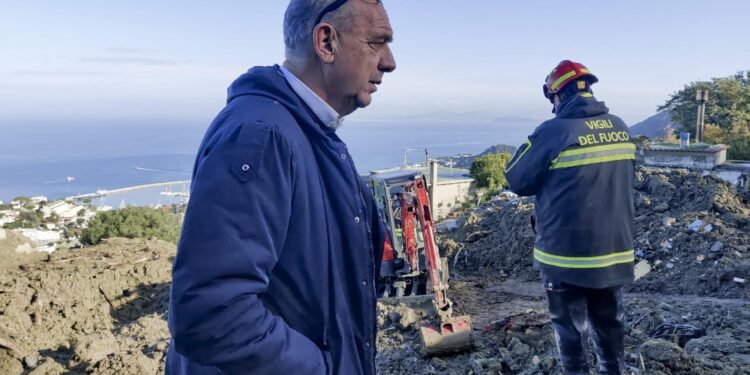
[0,119,537,206]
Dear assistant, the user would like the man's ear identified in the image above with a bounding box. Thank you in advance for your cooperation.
[313,23,338,64]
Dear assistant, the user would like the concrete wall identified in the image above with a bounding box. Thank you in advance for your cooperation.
[432,179,474,220]
[643,149,727,169]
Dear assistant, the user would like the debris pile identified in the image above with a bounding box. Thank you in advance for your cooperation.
[376,167,750,374]
[629,167,750,298]
[1,167,749,374]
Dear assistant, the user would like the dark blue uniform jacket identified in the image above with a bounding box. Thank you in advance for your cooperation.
[505,94,635,289]
[166,66,385,375]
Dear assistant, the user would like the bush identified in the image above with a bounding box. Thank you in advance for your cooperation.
[3,210,44,229]
[470,153,512,193]
[81,206,182,245]
[703,123,750,160]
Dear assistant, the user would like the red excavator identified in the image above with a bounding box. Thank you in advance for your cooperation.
[368,170,473,356]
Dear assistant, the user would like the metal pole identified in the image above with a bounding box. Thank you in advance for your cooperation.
[695,89,709,143]
[429,160,438,220]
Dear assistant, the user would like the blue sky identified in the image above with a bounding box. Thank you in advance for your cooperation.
[1,0,749,125]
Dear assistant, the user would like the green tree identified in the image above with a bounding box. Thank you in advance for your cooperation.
[4,210,44,229]
[659,71,750,159]
[81,206,182,245]
[470,153,512,193]
[45,212,60,224]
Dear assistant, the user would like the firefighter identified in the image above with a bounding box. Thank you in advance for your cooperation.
[504,60,635,374]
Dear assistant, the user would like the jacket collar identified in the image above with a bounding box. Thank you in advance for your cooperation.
[279,66,343,130]
[226,65,340,138]
[555,93,609,119]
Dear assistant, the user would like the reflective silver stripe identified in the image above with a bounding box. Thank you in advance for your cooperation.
[550,143,635,170]
[534,248,634,269]
[555,148,633,164]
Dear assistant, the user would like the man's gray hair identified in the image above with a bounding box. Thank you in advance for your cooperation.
[283,0,354,59]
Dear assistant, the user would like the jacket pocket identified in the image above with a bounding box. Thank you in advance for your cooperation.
[229,121,272,184]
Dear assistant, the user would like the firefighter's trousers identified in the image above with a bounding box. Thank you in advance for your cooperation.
[544,279,626,375]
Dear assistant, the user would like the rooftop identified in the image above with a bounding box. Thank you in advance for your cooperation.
[644,143,729,153]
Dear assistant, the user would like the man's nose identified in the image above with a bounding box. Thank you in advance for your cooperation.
[378,44,396,73]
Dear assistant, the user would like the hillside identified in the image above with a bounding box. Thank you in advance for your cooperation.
[630,111,673,138]
[437,144,517,169]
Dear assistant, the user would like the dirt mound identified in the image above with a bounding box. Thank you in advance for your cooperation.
[444,196,537,282]
[0,238,173,374]
[0,230,46,272]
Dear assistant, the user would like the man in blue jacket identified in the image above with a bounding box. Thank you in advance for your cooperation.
[166,1,396,374]
[505,60,635,374]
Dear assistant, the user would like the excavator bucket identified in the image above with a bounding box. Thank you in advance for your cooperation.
[419,314,474,356]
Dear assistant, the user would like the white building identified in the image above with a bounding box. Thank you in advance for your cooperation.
[44,201,84,222]
[30,196,48,204]
[15,228,62,247]
[0,210,19,226]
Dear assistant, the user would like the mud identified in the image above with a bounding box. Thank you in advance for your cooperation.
[375,167,749,374]
[0,238,172,374]
[1,168,749,374]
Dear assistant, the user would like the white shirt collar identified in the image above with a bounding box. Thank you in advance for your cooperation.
[280,66,344,130]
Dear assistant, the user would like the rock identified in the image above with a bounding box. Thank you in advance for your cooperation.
[660,239,672,250]
[640,339,692,369]
[703,224,714,233]
[688,219,705,233]
[710,242,724,253]
[436,219,460,232]
[398,308,419,330]
[634,260,651,281]
[28,360,66,375]
[532,355,541,366]
[23,355,38,369]
[662,217,676,226]
[0,229,6,240]
[634,192,651,208]
[508,337,531,357]
[666,262,674,269]
[654,203,670,212]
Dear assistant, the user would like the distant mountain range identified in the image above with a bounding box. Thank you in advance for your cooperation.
[363,110,541,124]
[436,144,518,169]
[629,111,673,138]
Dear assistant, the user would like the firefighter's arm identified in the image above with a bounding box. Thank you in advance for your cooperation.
[504,125,559,196]
[169,122,327,374]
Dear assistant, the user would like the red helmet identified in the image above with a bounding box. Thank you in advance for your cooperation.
[542,60,598,99]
